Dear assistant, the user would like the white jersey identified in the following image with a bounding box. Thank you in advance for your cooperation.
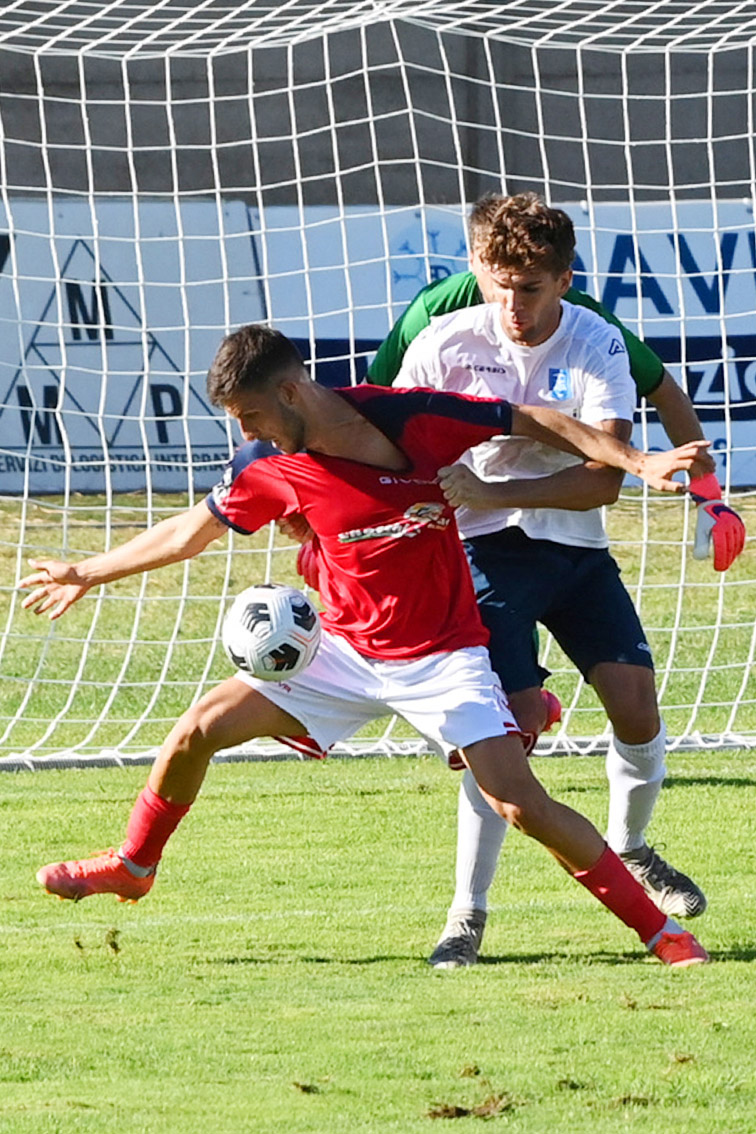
[394,301,636,548]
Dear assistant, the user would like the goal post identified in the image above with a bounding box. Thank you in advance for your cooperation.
[0,0,754,767]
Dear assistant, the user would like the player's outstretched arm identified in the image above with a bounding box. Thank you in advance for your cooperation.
[19,501,227,621]
[510,403,710,493]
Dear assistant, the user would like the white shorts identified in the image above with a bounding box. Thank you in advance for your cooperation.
[235,630,520,762]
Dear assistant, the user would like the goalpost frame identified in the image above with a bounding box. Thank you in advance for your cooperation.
[0,0,754,767]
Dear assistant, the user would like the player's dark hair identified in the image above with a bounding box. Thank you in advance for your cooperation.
[207,323,305,407]
[468,192,575,276]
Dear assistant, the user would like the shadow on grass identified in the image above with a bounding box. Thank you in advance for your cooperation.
[664,774,756,789]
[212,953,412,965]
[213,949,651,967]
[707,945,756,963]
[478,950,641,966]
[481,946,756,966]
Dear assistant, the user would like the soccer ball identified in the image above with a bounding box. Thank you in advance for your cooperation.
[221,583,321,681]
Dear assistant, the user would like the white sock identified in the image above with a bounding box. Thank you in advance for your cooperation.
[117,849,155,877]
[605,722,667,855]
[646,916,683,950]
[448,769,508,917]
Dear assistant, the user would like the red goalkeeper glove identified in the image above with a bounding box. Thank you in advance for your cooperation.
[690,473,746,572]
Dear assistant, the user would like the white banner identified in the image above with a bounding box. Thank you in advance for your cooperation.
[1,199,753,492]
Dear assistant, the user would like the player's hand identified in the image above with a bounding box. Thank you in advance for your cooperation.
[276,514,315,544]
[690,473,746,571]
[438,464,504,509]
[276,514,320,589]
[18,559,91,620]
[635,440,711,493]
[296,540,321,592]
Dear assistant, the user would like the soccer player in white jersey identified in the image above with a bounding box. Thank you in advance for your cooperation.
[21,324,709,969]
[393,193,709,968]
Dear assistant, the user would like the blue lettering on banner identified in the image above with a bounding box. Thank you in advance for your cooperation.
[601,234,674,314]
[646,335,756,421]
[0,232,10,275]
[668,232,737,314]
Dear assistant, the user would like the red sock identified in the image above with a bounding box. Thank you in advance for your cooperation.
[120,786,192,869]
[574,845,666,944]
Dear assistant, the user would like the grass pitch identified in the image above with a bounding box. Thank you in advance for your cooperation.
[1,750,755,1134]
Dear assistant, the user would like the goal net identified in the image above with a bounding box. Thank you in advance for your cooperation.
[0,0,754,768]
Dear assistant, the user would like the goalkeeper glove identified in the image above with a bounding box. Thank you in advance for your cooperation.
[690,473,746,572]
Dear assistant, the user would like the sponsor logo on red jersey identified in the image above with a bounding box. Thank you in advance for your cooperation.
[338,501,449,544]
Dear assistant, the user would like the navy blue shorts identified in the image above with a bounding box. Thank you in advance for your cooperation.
[464,527,654,693]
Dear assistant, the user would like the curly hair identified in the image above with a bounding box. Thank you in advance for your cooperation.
[207,324,305,408]
[468,192,575,276]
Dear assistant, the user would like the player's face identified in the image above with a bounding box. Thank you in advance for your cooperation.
[471,251,572,346]
[229,384,307,454]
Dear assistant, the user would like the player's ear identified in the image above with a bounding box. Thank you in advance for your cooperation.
[277,374,301,406]
[558,268,573,297]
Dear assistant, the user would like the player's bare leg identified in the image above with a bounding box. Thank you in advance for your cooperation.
[591,661,706,919]
[431,686,560,968]
[461,734,603,869]
[36,679,305,902]
[432,668,702,969]
[458,734,708,966]
[146,678,305,803]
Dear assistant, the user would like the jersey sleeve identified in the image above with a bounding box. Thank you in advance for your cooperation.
[565,286,665,398]
[205,447,298,535]
[367,272,482,387]
[359,386,513,468]
[579,322,637,426]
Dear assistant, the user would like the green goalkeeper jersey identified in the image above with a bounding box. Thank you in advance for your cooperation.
[366,270,665,397]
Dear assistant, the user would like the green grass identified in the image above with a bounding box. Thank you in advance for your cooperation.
[1,751,756,1133]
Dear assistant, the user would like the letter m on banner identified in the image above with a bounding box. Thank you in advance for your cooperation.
[17,384,62,445]
[65,280,113,341]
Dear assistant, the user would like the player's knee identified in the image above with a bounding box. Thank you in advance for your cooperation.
[485,781,553,837]
[610,702,660,745]
[510,795,552,837]
[167,704,224,761]
[592,663,659,743]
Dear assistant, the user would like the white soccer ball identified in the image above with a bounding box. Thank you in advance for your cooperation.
[222,584,321,681]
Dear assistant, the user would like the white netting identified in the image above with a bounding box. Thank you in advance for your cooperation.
[0,0,754,767]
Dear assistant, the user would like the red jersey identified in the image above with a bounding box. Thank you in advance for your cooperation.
[206,385,513,660]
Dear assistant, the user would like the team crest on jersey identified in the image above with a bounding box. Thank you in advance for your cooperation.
[403,501,449,529]
[547,368,572,401]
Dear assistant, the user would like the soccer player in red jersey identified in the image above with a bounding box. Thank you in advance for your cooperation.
[21,324,708,967]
